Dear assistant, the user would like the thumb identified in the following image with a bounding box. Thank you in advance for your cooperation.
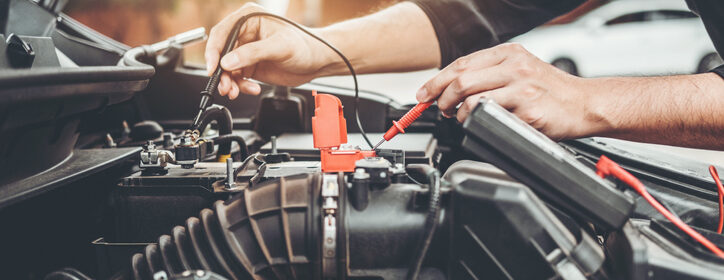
[220,37,290,72]
[205,51,220,76]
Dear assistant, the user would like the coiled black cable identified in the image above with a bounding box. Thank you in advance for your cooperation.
[196,12,373,149]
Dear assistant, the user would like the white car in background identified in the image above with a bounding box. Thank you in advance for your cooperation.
[512,0,722,77]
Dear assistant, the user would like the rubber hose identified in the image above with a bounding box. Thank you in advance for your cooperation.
[120,45,156,67]
[130,173,323,280]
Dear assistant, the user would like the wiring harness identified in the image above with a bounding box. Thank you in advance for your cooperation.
[708,166,724,234]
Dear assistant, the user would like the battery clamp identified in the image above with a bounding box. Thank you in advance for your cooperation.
[312,91,376,172]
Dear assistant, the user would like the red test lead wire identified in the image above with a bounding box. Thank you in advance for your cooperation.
[596,155,724,258]
[708,166,724,234]
[373,101,433,150]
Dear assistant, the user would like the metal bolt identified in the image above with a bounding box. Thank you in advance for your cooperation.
[121,120,131,139]
[271,135,278,154]
[153,271,168,280]
[105,133,116,148]
[225,157,236,189]
[146,140,155,151]
[354,168,370,180]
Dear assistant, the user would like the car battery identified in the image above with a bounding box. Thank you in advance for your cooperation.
[110,162,241,243]
[110,158,328,243]
[259,132,439,166]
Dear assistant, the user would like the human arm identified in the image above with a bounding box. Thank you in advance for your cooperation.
[585,72,724,149]
[416,42,724,149]
[204,2,439,98]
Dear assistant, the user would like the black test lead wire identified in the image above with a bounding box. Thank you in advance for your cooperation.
[191,12,374,149]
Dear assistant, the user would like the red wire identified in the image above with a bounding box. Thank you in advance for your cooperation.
[596,155,724,258]
[708,166,724,234]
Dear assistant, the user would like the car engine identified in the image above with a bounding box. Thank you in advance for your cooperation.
[3,1,724,280]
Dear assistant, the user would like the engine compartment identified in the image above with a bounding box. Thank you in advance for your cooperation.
[3,1,724,279]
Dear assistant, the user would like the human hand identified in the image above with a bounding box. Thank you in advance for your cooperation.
[416,43,605,140]
[205,3,336,99]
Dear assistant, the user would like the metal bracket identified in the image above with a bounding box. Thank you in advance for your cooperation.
[139,141,175,169]
[322,173,339,278]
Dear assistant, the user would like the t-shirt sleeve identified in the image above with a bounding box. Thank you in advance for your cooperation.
[686,0,724,80]
[711,65,724,80]
[410,0,585,67]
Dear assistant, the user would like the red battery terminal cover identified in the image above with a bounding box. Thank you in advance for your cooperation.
[312,91,375,172]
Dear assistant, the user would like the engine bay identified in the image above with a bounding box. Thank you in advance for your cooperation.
[4,1,724,279]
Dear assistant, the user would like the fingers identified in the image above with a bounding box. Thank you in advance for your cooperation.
[436,64,509,117]
[229,80,240,100]
[454,93,485,123]
[416,46,508,103]
[205,51,220,76]
[236,79,262,96]
[455,88,516,123]
[219,71,262,98]
[220,36,290,72]
[205,3,263,75]
[218,73,232,96]
[415,43,548,123]
[206,19,239,75]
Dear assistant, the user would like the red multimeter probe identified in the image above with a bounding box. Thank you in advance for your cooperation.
[372,101,433,150]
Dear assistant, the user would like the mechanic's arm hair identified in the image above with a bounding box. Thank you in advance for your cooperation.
[316,2,440,75]
[589,73,724,149]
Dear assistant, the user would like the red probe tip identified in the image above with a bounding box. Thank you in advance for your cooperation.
[381,102,433,143]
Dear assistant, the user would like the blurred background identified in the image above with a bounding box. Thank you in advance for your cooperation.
[63,0,402,64]
[63,0,724,97]
[63,0,723,79]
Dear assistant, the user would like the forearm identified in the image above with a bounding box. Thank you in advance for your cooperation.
[585,73,724,149]
[315,2,440,76]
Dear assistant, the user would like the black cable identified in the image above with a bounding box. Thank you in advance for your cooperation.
[406,166,442,280]
[406,173,423,185]
[195,12,374,149]
[196,105,233,136]
[196,105,235,157]
[404,163,428,185]
[232,153,257,179]
[249,162,267,186]
[213,134,250,160]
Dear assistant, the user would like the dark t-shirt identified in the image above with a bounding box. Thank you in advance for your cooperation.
[412,0,724,77]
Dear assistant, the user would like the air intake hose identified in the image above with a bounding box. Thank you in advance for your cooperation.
[131,173,323,280]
